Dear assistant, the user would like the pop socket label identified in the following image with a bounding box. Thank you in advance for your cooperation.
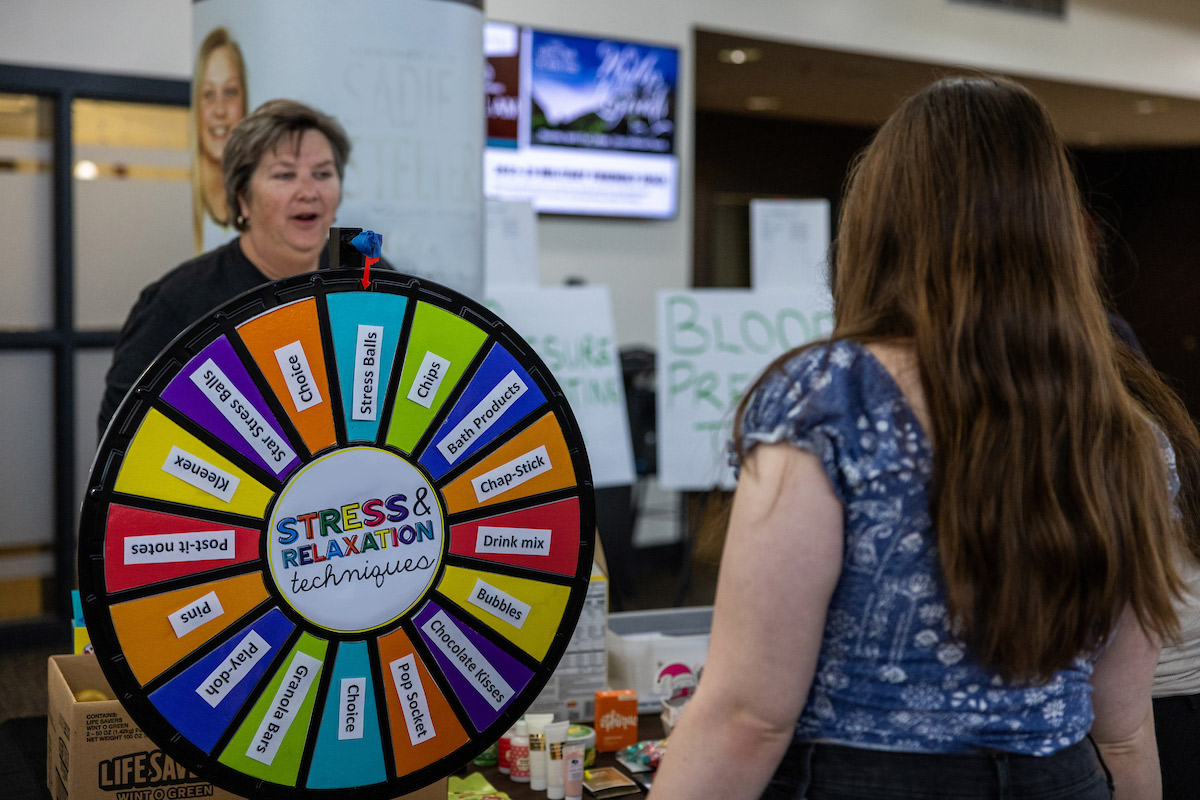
[389,655,436,745]
[268,447,445,633]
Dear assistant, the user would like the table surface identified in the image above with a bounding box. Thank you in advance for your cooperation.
[1,714,663,800]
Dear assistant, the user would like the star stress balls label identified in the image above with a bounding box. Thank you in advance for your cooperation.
[267,447,445,632]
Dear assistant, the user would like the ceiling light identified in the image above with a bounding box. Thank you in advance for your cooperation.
[744,96,782,112]
[718,47,761,65]
[73,160,98,180]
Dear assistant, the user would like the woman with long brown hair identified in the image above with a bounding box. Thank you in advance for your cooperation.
[649,76,1199,799]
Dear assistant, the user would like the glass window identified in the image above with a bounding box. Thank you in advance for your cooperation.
[75,348,114,512]
[73,99,192,329]
[0,93,54,331]
[0,351,54,621]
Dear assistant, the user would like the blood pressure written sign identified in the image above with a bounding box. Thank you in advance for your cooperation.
[79,271,595,800]
[656,288,833,490]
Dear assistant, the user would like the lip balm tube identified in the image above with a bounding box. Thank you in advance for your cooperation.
[510,719,530,783]
[564,742,585,800]
[525,713,555,791]
[545,720,569,799]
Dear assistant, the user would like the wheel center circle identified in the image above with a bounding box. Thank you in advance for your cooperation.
[267,446,445,633]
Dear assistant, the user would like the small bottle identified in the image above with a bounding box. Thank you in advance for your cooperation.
[510,719,531,783]
[498,724,515,775]
[564,742,585,800]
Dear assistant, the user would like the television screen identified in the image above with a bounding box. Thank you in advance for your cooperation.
[484,22,680,219]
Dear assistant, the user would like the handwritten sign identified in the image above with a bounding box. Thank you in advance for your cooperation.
[487,286,636,488]
[656,288,833,489]
[750,198,830,290]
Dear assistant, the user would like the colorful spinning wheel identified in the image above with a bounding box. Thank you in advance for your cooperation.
[78,270,595,798]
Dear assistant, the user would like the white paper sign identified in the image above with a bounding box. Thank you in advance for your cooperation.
[162,446,239,502]
[656,288,833,489]
[750,198,831,290]
[436,370,529,464]
[472,445,552,502]
[407,351,452,409]
[124,530,236,565]
[351,325,385,421]
[247,651,322,765]
[274,341,323,413]
[167,591,224,639]
[475,526,552,557]
[390,655,436,745]
[468,577,531,628]
[189,358,297,471]
[422,610,513,710]
[338,677,367,741]
[485,199,539,291]
[487,286,637,487]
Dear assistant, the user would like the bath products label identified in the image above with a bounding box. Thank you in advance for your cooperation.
[196,630,272,708]
[468,578,530,628]
[474,526,552,557]
[162,446,239,502]
[422,609,514,710]
[338,677,367,741]
[471,445,552,503]
[247,651,322,765]
[274,340,323,412]
[190,358,297,466]
[390,654,436,745]
[124,529,237,565]
[352,325,384,421]
[436,371,529,464]
[168,590,224,638]
[407,351,451,409]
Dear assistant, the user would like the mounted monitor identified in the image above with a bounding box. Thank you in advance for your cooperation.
[485,22,680,219]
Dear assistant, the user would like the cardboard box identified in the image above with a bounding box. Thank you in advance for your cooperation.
[525,564,608,722]
[593,689,638,751]
[47,654,445,800]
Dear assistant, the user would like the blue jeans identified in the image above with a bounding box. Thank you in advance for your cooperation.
[760,738,1113,800]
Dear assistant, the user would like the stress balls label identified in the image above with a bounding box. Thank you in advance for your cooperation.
[268,447,445,632]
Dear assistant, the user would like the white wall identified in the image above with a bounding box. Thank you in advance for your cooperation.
[8,0,1200,345]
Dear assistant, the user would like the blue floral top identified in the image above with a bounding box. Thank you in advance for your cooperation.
[737,340,1103,755]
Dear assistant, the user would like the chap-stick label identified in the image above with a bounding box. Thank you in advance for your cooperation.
[196,630,272,708]
[474,526,552,557]
[168,590,224,638]
[162,446,239,502]
[352,325,384,421]
[274,341,323,412]
[247,651,322,765]
[389,655,436,745]
[189,358,297,467]
[338,677,367,741]
[468,578,531,629]
[471,445,552,503]
[421,609,514,711]
[406,351,451,409]
[436,371,529,464]
[124,529,236,565]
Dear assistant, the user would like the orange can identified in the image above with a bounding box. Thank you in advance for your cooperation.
[594,689,639,751]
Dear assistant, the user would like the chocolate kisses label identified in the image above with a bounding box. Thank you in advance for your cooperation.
[267,447,445,632]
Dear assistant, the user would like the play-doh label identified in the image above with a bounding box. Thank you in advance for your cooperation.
[124,529,236,565]
[162,446,239,502]
[352,325,384,421]
[268,447,445,633]
[436,371,529,464]
[389,655,436,746]
[190,358,297,468]
[406,350,451,409]
[471,445,551,502]
[196,630,272,708]
[274,340,323,413]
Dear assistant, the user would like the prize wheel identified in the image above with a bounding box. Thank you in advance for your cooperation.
[78,270,595,798]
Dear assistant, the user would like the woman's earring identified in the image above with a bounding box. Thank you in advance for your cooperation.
[236,214,247,227]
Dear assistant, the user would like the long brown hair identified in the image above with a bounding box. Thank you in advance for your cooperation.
[738,75,1199,680]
